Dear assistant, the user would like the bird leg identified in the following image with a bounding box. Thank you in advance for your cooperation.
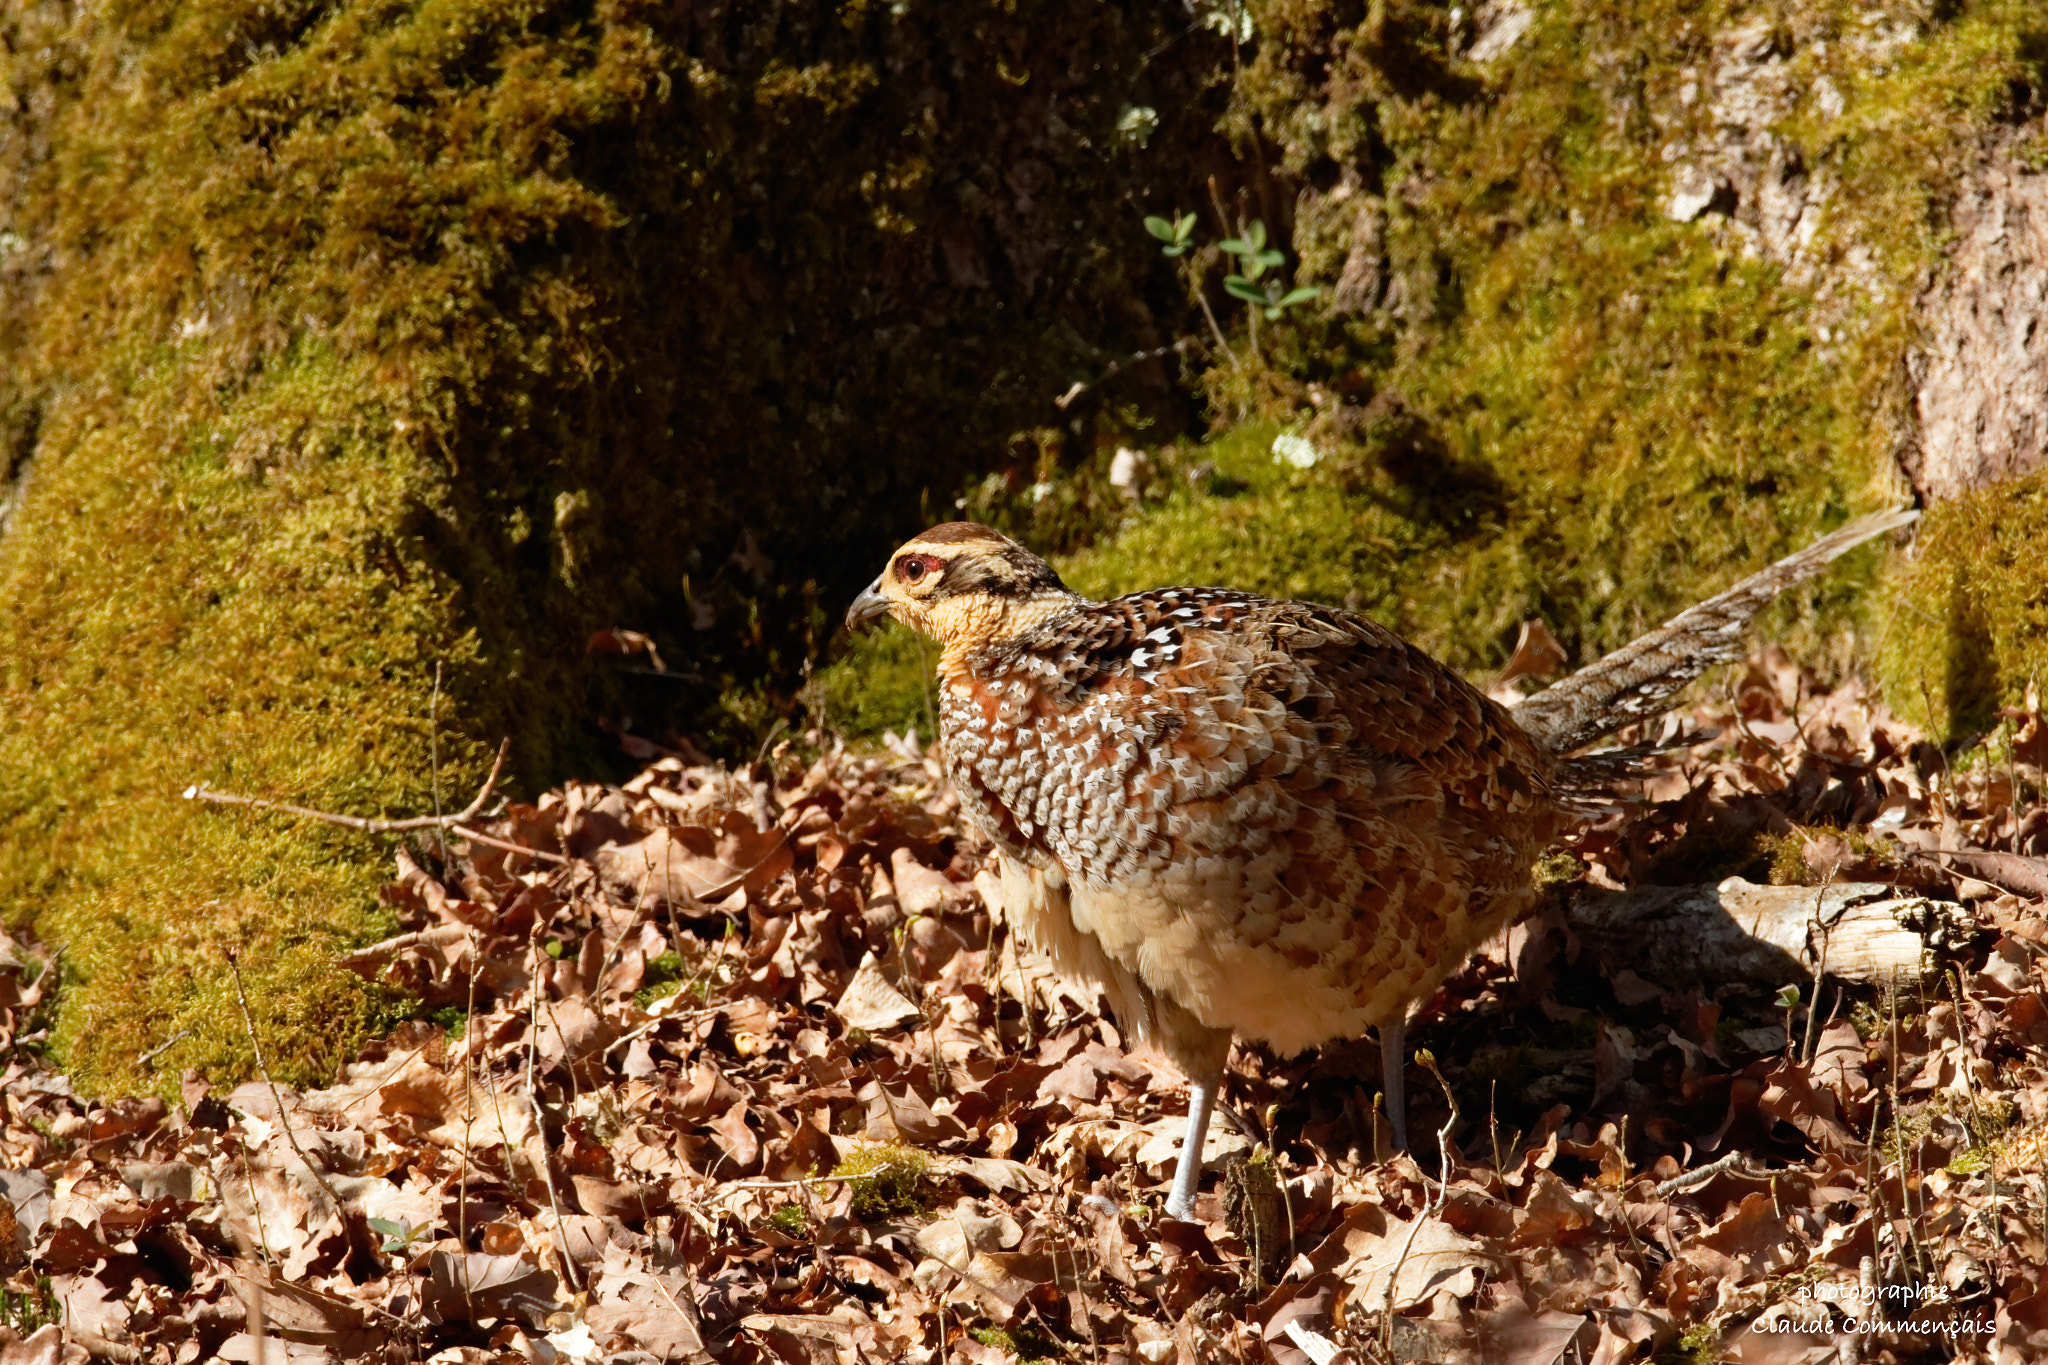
[1380,1019,1408,1153]
[1164,1070,1221,1221]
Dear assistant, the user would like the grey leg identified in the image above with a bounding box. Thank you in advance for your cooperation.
[1379,1020,1408,1153]
[1164,1073,1219,1221]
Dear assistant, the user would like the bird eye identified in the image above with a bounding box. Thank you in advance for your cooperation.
[896,555,933,585]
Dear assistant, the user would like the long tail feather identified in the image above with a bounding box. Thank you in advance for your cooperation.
[1511,507,1919,757]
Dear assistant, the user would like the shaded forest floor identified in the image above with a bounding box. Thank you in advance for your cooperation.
[3,650,2047,1364]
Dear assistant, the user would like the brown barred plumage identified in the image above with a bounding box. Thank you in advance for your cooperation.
[846,508,1914,1218]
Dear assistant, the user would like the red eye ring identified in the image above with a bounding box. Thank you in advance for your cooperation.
[895,554,940,585]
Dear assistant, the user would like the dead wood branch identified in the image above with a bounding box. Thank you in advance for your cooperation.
[1568,879,1973,987]
[185,739,509,833]
[185,740,565,863]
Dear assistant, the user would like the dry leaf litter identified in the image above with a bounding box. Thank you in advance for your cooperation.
[3,650,2048,1364]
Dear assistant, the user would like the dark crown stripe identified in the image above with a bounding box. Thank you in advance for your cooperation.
[937,543,1068,598]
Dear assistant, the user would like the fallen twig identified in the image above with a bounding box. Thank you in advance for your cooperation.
[137,1029,193,1070]
[185,740,566,863]
[1379,1051,1460,1359]
[1914,847,2048,898]
[526,928,584,1295]
[1054,340,1198,410]
[1654,1150,1760,1198]
[185,739,510,834]
[446,823,566,865]
[225,948,348,1219]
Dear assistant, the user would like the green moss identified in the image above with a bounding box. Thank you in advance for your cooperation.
[1760,825,1900,885]
[1874,471,2048,742]
[1060,422,1429,611]
[0,358,494,1093]
[1100,0,2040,676]
[1532,850,1584,893]
[1656,1321,1723,1365]
[1761,832,1813,887]
[830,1141,931,1221]
[820,628,940,746]
[824,3,2042,743]
[766,1201,812,1237]
[967,1326,1058,1363]
[631,951,684,1011]
[0,0,1232,1092]
[1105,1,2030,677]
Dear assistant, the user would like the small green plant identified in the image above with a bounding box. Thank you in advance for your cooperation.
[367,1216,433,1259]
[1655,1320,1721,1365]
[1879,1104,1936,1165]
[830,1142,931,1221]
[425,1006,468,1040]
[1218,219,1321,320]
[1144,211,1319,364]
[0,1274,59,1335]
[1144,212,1196,258]
[1762,831,1815,887]
[1774,984,1802,1056]
[1945,1147,1992,1176]
[1532,849,1583,892]
[767,1201,812,1236]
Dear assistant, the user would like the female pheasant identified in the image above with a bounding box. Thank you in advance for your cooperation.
[846,510,1914,1219]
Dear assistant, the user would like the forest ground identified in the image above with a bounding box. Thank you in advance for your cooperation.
[2,647,2046,1365]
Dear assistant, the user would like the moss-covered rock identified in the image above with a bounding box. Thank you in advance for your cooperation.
[8,0,2040,1095]
[0,0,1229,1094]
[1875,470,2048,742]
[1180,0,2039,672]
[832,1,2037,694]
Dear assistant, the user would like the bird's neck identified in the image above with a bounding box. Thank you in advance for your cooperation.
[928,589,1086,677]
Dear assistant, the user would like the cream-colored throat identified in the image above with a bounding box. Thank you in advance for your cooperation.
[927,590,1084,673]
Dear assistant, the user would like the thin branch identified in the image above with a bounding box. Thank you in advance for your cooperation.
[225,948,348,1218]
[526,928,584,1294]
[1054,340,1199,410]
[138,1029,193,1070]
[1206,174,1257,364]
[1191,272,1238,368]
[719,1173,865,1193]
[186,739,510,834]
[458,929,480,1322]
[430,662,447,862]
[1802,877,1835,1065]
[337,932,442,970]
[1654,1150,1757,1197]
[187,740,566,864]
[447,823,567,866]
[1378,1053,1459,1361]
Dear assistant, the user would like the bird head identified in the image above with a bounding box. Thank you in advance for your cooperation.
[845,522,1078,660]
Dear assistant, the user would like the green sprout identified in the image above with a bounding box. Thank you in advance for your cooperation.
[1144,212,1197,257]
[0,1275,59,1335]
[367,1216,434,1258]
[1220,220,1320,319]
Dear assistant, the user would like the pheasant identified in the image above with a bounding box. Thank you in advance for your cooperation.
[845,508,1916,1219]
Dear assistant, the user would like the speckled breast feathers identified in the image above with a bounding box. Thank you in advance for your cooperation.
[849,522,1558,1072]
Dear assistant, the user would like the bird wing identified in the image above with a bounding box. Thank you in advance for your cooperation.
[944,590,1550,1053]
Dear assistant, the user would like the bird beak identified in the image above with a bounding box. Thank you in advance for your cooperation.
[845,576,891,631]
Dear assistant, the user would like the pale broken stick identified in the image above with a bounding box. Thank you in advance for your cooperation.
[1566,879,1973,986]
[184,739,566,864]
